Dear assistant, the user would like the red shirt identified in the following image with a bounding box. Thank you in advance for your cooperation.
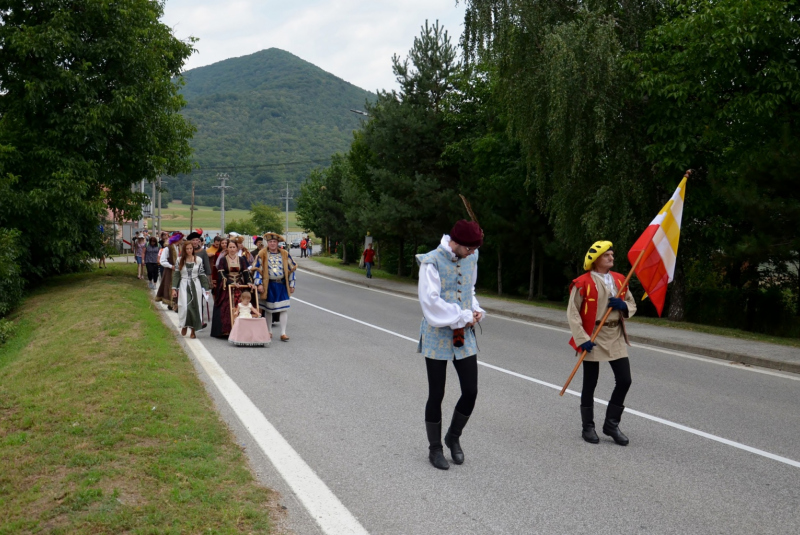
[363,249,376,263]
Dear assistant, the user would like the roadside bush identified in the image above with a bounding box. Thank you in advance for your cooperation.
[0,318,16,344]
[0,227,24,317]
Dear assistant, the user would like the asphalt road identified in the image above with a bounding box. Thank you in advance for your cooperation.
[185,267,800,535]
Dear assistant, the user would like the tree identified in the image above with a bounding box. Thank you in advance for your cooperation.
[250,203,284,234]
[0,0,195,281]
[630,0,800,323]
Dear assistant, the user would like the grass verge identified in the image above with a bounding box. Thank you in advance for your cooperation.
[0,263,275,533]
[310,256,800,349]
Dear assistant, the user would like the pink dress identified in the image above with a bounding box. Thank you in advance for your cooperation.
[228,303,272,347]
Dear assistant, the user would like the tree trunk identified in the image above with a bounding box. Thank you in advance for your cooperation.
[796,256,800,316]
[397,238,405,277]
[497,249,503,295]
[537,254,544,299]
[667,260,686,321]
[341,240,347,264]
[410,240,417,278]
[527,242,536,300]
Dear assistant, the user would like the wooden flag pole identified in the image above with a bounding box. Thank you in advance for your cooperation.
[559,246,648,396]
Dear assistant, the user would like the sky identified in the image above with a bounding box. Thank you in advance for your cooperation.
[161,0,467,93]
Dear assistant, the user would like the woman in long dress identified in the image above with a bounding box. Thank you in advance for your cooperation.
[172,241,210,339]
[210,240,253,339]
[156,232,183,311]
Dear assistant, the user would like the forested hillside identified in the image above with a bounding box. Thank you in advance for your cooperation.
[170,48,375,210]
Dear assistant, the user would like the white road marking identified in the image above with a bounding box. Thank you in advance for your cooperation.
[163,308,369,535]
[299,267,800,382]
[293,297,800,470]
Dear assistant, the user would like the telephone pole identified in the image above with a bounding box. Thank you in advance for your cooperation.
[280,182,293,239]
[151,181,156,232]
[189,182,195,231]
[214,173,231,233]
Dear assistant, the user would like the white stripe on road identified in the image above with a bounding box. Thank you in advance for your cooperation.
[164,309,369,535]
[293,297,800,470]
[299,268,800,382]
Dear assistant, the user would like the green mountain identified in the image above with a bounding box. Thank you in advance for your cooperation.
[169,48,374,211]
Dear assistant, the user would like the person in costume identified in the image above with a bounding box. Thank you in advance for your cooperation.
[253,232,296,342]
[416,220,485,470]
[567,241,637,446]
[156,232,183,311]
[211,240,253,339]
[228,290,272,347]
[250,236,263,257]
[172,241,210,339]
[187,231,212,329]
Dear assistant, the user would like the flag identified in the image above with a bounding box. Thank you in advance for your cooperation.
[627,175,688,316]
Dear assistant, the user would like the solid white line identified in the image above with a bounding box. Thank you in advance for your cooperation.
[163,309,369,535]
[293,298,800,469]
[300,267,800,382]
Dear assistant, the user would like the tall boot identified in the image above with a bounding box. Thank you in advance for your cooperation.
[425,421,449,470]
[603,403,629,446]
[580,406,599,444]
[443,409,470,464]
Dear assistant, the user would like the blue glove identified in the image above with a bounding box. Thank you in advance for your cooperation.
[609,297,628,312]
[579,340,596,353]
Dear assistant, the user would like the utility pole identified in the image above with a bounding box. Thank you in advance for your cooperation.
[151,181,156,232]
[280,182,293,239]
[214,173,231,233]
[157,176,162,232]
[190,182,195,231]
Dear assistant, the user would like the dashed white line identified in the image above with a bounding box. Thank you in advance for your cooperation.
[293,297,800,470]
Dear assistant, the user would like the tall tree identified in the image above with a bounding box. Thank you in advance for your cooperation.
[0,0,195,280]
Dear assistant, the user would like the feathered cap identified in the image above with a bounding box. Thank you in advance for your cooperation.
[232,235,245,245]
[584,240,613,271]
[168,231,184,245]
[186,231,202,241]
[450,194,483,247]
[264,231,284,242]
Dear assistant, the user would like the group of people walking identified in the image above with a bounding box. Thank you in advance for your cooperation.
[152,229,297,346]
[417,219,636,470]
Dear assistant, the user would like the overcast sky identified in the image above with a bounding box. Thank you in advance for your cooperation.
[162,0,466,93]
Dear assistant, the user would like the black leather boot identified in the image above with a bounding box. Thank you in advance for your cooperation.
[603,403,629,446]
[580,406,599,444]
[425,421,450,470]
[444,410,470,464]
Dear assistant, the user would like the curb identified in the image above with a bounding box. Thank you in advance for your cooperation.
[297,263,800,375]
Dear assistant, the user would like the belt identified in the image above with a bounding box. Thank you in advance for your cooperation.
[596,320,620,328]
[268,277,284,282]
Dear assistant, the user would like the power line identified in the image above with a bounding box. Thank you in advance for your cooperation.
[192,158,331,171]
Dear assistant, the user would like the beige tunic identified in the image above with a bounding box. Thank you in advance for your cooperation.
[567,271,637,362]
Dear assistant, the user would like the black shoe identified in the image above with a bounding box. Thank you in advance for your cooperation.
[603,403,629,446]
[444,409,470,464]
[580,406,600,444]
[425,421,449,470]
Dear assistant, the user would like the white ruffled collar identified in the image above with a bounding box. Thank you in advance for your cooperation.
[440,235,457,261]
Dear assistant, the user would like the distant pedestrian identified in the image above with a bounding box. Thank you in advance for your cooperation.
[362,243,376,278]
[144,236,161,289]
[306,237,313,257]
[250,236,264,257]
[567,241,637,446]
[134,235,146,279]
[300,237,307,258]
[417,219,484,470]
[172,240,210,339]
[156,232,183,311]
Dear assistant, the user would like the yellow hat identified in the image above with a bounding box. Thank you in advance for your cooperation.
[583,240,613,271]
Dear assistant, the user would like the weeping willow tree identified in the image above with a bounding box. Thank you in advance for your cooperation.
[461,1,661,261]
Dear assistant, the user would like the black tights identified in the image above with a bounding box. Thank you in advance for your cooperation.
[581,357,632,408]
[425,355,478,423]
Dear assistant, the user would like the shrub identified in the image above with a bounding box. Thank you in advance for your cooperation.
[0,227,24,317]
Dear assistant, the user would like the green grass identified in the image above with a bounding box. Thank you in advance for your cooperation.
[310,256,800,349]
[0,264,277,533]
[160,202,304,233]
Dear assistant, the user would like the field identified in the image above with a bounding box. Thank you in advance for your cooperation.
[158,202,305,233]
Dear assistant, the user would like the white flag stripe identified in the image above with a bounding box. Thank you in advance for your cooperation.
[654,227,677,280]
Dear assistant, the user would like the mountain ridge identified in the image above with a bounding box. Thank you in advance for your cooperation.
[169,48,374,211]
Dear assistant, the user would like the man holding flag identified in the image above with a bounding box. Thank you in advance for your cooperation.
[567,242,637,446]
[562,171,690,447]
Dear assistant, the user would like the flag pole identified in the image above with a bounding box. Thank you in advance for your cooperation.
[559,246,648,396]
